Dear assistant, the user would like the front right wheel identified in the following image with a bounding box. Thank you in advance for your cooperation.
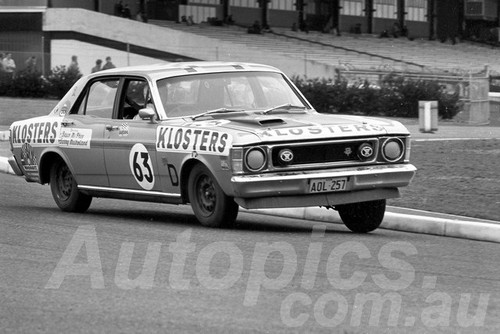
[336,199,386,233]
[188,164,239,228]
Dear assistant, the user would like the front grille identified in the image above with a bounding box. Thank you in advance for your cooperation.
[271,139,378,167]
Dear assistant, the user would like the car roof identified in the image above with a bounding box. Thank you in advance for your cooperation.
[93,61,282,80]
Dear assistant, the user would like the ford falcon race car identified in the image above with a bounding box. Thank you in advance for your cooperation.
[8,62,416,233]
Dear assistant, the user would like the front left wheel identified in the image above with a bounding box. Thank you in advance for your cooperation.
[50,160,92,213]
[336,199,386,233]
[188,164,239,228]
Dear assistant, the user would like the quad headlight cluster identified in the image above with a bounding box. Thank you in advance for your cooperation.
[231,136,410,174]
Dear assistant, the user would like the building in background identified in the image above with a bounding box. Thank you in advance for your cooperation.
[1,0,499,76]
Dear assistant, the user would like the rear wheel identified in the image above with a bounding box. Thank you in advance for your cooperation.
[337,199,386,233]
[188,164,238,228]
[50,160,92,213]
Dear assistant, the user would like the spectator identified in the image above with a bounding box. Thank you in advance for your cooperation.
[300,20,309,34]
[2,53,16,77]
[136,11,148,23]
[114,1,123,16]
[224,15,234,25]
[122,4,131,19]
[247,20,262,34]
[379,29,389,38]
[68,55,79,72]
[391,22,401,38]
[262,23,272,33]
[401,25,409,38]
[24,56,37,73]
[353,23,362,34]
[186,15,194,26]
[91,59,103,73]
[102,56,116,70]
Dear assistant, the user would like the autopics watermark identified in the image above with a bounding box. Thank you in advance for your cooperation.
[45,225,490,328]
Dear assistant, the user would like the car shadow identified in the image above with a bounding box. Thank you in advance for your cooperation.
[35,202,353,235]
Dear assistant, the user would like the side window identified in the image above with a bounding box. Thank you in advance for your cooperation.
[120,79,153,120]
[75,79,119,118]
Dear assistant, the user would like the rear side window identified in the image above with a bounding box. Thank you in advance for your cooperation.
[74,79,120,118]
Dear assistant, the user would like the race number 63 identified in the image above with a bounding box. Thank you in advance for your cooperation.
[129,143,155,190]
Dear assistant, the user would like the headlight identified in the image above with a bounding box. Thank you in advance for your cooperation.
[245,147,267,172]
[381,138,404,162]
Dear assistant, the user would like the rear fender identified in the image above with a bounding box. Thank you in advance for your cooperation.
[39,149,73,184]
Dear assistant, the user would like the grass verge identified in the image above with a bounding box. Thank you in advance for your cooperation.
[389,139,500,221]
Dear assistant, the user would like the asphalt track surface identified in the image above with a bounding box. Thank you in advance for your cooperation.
[1,103,500,332]
[1,172,500,333]
[2,121,500,243]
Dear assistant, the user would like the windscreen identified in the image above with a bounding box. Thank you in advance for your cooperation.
[156,71,307,117]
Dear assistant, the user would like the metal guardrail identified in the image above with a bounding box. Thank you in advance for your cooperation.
[336,66,490,101]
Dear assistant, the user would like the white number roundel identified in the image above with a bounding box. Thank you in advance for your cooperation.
[129,143,155,190]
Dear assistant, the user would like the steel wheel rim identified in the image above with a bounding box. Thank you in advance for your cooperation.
[196,174,216,215]
[57,164,73,201]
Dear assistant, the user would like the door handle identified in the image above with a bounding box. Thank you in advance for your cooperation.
[61,119,74,127]
[106,125,119,131]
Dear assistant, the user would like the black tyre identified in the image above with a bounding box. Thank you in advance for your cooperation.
[50,160,92,213]
[337,199,386,233]
[188,164,238,228]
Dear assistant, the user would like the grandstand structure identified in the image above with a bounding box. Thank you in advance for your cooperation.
[0,1,497,123]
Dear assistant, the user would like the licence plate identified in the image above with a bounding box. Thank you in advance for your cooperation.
[309,177,348,193]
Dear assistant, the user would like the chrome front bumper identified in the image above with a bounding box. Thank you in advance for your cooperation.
[231,164,416,209]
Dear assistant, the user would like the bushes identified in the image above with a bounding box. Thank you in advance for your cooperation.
[0,66,461,120]
[293,74,461,119]
[0,65,82,100]
[45,66,82,99]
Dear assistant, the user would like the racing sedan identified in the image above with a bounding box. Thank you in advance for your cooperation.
[8,62,416,232]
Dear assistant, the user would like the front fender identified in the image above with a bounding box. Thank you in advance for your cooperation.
[179,154,234,201]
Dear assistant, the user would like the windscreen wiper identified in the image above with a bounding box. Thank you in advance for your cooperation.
[262,103,307,115]
[191,108,244,120]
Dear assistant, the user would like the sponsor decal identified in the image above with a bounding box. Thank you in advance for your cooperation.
[259,124,385,140]
[11,119,92,150]
[58,128,92,149]
[20,143,40,181]
[129,143,155,190]
[184,120,231,128]
[10,120,60,147]
[119,123,129,137]
[156,126,232,155]
[60,102,70,116]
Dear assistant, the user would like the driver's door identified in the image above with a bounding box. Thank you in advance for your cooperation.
[103,78,163,192]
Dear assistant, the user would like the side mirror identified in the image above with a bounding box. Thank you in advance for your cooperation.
[138,107,156,123]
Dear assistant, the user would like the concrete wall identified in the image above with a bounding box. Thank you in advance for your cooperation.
[50,40,163,75]
[43,8,339,79]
